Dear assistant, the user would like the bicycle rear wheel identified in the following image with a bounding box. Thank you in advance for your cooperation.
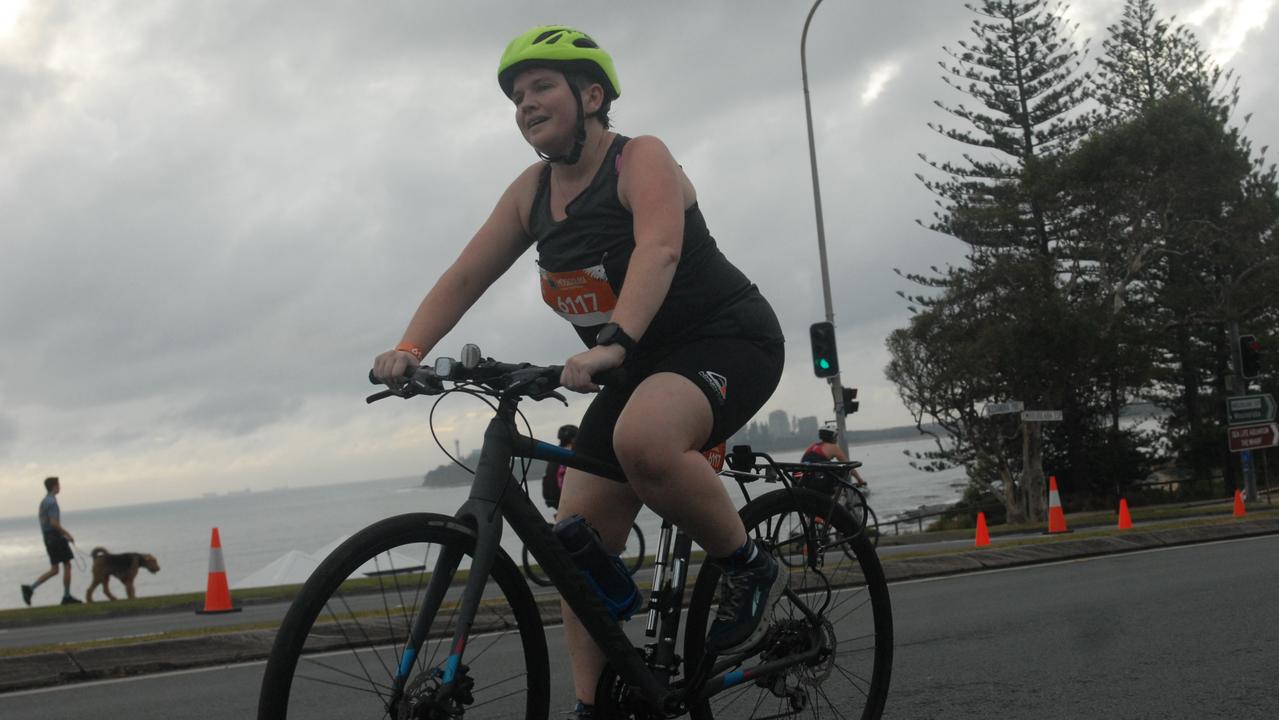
[684,488,893,719]
[843,489,880,550]
[258,513,549,719]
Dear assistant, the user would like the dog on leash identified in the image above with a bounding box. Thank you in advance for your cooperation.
[86,547,160,602]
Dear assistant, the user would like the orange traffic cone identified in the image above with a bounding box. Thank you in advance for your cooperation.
[196,527,241,614]
[974,511,991,548]
[1117,498,1133,530]
[1233,490,1247,518]
[1046,476,1070,534]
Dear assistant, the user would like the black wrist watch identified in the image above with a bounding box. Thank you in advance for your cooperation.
[595,322,637,354]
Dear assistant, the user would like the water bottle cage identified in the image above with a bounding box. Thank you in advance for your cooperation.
[582,555,641,621]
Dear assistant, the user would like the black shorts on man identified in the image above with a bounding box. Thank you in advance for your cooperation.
[44,530,73,565]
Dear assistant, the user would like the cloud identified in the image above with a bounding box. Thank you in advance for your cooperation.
[0,0,1275,513]
[861,61,901,107]
[1180,0,1274,62]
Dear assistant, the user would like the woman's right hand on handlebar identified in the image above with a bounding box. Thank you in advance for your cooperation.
[372,349,422,384]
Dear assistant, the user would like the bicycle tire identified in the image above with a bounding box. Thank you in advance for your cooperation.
[843,492,880,550]
[258,513,550,719]
[523,521,645,587]
[683,488,893,719]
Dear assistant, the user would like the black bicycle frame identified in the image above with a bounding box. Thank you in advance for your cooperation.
[392,396,672,709]
[392,394,831,714]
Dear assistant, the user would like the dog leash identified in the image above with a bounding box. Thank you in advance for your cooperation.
[70,542,90,573]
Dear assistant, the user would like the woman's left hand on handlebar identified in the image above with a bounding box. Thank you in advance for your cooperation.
[561,344,626,392]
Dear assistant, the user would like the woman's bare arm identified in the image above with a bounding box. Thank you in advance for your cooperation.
[373,165,539,379]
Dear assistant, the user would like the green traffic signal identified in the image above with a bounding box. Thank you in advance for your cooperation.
[810,321,839,378]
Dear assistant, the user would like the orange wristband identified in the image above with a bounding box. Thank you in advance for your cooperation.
[395,342,424,361]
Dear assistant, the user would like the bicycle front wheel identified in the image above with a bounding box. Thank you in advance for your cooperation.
[258,513,549,719]
[684,488,893,719]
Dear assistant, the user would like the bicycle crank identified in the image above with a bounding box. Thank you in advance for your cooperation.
[594,662,668,720]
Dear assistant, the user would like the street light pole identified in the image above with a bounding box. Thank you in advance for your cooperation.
[801,0,851,456]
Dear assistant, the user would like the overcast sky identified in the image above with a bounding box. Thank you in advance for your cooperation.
[1,0,1275,515]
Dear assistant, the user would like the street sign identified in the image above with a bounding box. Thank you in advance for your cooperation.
[1021,410,1063,422]
[984,401,1025,416]
[1228,422,1279,452]
[1227,394,1276,425]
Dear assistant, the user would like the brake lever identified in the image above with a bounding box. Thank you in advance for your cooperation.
[529,390,568,405]
[366,389,399,404]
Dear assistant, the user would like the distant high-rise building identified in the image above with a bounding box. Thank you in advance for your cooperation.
[768,409,790,438]
[797,416,818,439]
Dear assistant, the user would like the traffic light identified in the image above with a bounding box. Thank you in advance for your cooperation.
[842,386,860,415]
[809,321,839,378]
[1239,334,1261,379]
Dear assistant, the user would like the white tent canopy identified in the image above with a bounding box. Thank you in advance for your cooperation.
[234,549,319,588]
[233,536,432,589]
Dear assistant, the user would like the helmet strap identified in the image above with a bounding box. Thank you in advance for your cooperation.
[535,74,588,165]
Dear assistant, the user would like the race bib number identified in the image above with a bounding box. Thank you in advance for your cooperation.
[539,263,618,327]
[702,441,726,472]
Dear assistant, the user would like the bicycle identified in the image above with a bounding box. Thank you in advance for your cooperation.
[257,346,893,719]
[523,520,645,587]
[785,463,880,552]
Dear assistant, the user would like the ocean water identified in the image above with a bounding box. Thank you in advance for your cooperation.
[0,437,964,610]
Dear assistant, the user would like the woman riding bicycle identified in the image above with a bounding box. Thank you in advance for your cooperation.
[372,26,785,717]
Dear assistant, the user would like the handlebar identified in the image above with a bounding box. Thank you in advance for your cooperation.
[366,356,626,404]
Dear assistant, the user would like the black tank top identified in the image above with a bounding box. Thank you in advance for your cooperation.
[530,135,783,356]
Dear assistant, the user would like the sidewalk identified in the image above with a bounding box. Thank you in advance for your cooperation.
[2,509,1277,694]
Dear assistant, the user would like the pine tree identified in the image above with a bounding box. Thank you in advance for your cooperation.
[919,0,1091,257]
[1087,0,1273,487]
[898,1,1105,522]
[1095,0,1236,121]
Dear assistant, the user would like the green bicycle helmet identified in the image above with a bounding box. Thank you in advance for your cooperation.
[497,26,620,100]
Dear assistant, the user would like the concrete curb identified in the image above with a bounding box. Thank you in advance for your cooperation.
[3,516,1277,694]
[880,517,1279,582]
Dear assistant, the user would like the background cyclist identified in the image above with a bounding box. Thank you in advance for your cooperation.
[800,421,868,493]
[372,26,787,717]
[541,424,577,513]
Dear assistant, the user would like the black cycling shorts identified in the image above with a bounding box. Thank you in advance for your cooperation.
[574,336,784,474]
[44,530,73,565]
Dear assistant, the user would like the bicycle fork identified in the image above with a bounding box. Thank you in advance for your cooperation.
[388,418,517,710]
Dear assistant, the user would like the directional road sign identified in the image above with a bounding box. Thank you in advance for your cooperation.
[984,401,1025,416]
[1227,394,1276,425]
[1021,410,1063,422]
[1228,422,1279,452]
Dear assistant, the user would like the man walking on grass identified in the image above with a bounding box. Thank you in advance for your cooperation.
[21,476,82,606]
